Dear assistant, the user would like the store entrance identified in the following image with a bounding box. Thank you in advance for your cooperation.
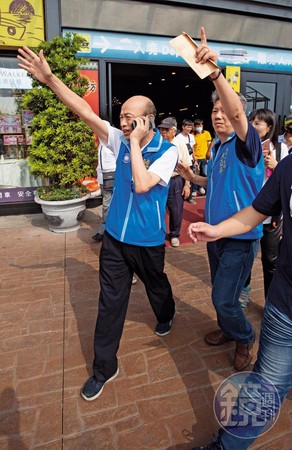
[240,71,291,126]
[109,62,214,132]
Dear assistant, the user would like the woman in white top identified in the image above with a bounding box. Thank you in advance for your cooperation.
[240,108,289,307]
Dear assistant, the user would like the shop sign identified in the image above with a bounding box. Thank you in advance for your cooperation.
[0,0,45,48]
[79,69,99,115]
[0,115,22,134]
[64,29,292,73]
[226,66,241,93]
[0,187,36,203]
[22,110,34,127]
[4,135,24,145]
[0,68,32,90]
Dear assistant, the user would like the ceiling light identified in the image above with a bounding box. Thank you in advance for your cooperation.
[185,85,189,88]
[179,108,188,111]
[171,72,176,75]
[148,82,152,85]
[161,78,165,81]
[112,97,121,106]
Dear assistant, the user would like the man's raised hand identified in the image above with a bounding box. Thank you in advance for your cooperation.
[17,47,52,85]
[177,161,193,182]
[195,27,218,66]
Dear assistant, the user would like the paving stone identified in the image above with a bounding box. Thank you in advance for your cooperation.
[117,421,171,450]
[34,403,62,446]
[62,397,84,436]
[0,207,291,449]
[63,428,115,450]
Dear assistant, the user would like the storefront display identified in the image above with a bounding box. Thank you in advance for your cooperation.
[0,67,44,202]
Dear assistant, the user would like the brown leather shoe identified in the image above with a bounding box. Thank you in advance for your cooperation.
[234,333,256,371]
[205,329,234,346]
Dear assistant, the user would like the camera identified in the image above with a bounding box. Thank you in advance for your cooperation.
[131,116,155,130]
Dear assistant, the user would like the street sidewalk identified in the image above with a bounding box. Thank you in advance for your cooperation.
[0,205,291,450]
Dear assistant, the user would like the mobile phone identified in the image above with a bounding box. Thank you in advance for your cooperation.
[131,116,155,130]
[262,138,270,156]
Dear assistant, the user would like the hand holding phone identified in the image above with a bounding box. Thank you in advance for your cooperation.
[131,116,155,131]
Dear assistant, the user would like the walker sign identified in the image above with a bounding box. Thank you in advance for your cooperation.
[65,29,292,73]
[0,68,32,90]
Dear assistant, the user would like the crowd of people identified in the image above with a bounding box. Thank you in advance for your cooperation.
[17,25,291,450]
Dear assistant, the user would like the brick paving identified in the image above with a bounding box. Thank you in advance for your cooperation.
[0,203,291,450]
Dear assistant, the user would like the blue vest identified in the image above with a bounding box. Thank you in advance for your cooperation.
[206,131,264,240]
[105,130,174,246]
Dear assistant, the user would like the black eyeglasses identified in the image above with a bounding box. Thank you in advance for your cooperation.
[286,128,292,134]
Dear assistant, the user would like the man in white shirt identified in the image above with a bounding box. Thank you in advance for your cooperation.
[175,119,196,155]
[158,117,192,247]
[176,119,197,203]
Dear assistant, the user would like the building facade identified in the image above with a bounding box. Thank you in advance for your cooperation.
[0,0,291,213]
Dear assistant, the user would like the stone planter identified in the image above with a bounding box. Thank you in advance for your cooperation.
[35,194,90,233]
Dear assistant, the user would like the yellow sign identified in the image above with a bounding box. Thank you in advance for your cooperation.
[77,34,91,53]
[0,0,45,48]
[226,66,241,92]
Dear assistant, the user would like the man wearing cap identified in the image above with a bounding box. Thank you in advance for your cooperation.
[278,114,292,153]
[158,117,192,247]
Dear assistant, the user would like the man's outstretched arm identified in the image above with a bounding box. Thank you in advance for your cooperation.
[18,46,108,143]
[188,206,267,243]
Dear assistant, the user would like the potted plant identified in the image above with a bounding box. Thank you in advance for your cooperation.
[21,33,97,232]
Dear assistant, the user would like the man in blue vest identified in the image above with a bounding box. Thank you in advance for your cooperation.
[18,49,178,401]
[178,27,264,373]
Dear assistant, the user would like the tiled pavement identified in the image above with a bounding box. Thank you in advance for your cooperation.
[0,204,291,450]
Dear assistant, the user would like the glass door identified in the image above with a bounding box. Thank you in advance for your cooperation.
[240,71,292,127]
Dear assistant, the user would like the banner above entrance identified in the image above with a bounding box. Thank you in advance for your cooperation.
[64,29,292,73]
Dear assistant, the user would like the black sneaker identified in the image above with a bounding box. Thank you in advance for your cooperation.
[92,232,103,242]
[81,368,119,401]
[192,436,222,450]
[155,313,175,337]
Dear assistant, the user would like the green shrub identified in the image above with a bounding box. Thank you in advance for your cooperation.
[21,33,97,200]
[36,185,89,201]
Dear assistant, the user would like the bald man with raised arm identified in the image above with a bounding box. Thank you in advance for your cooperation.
[18,46,178,401]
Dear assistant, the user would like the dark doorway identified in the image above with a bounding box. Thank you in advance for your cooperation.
[241,71,290,128]
[109,62,214,133]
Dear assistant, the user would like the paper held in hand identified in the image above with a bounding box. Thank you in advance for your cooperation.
[170,32,218,79]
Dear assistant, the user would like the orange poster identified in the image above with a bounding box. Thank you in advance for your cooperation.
[79,69,99,115]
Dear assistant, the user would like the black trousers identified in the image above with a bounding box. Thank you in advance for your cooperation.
[244,221,282,298]
[167,175,184,238]
[261,221,282,298]
[93,231,175,381]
